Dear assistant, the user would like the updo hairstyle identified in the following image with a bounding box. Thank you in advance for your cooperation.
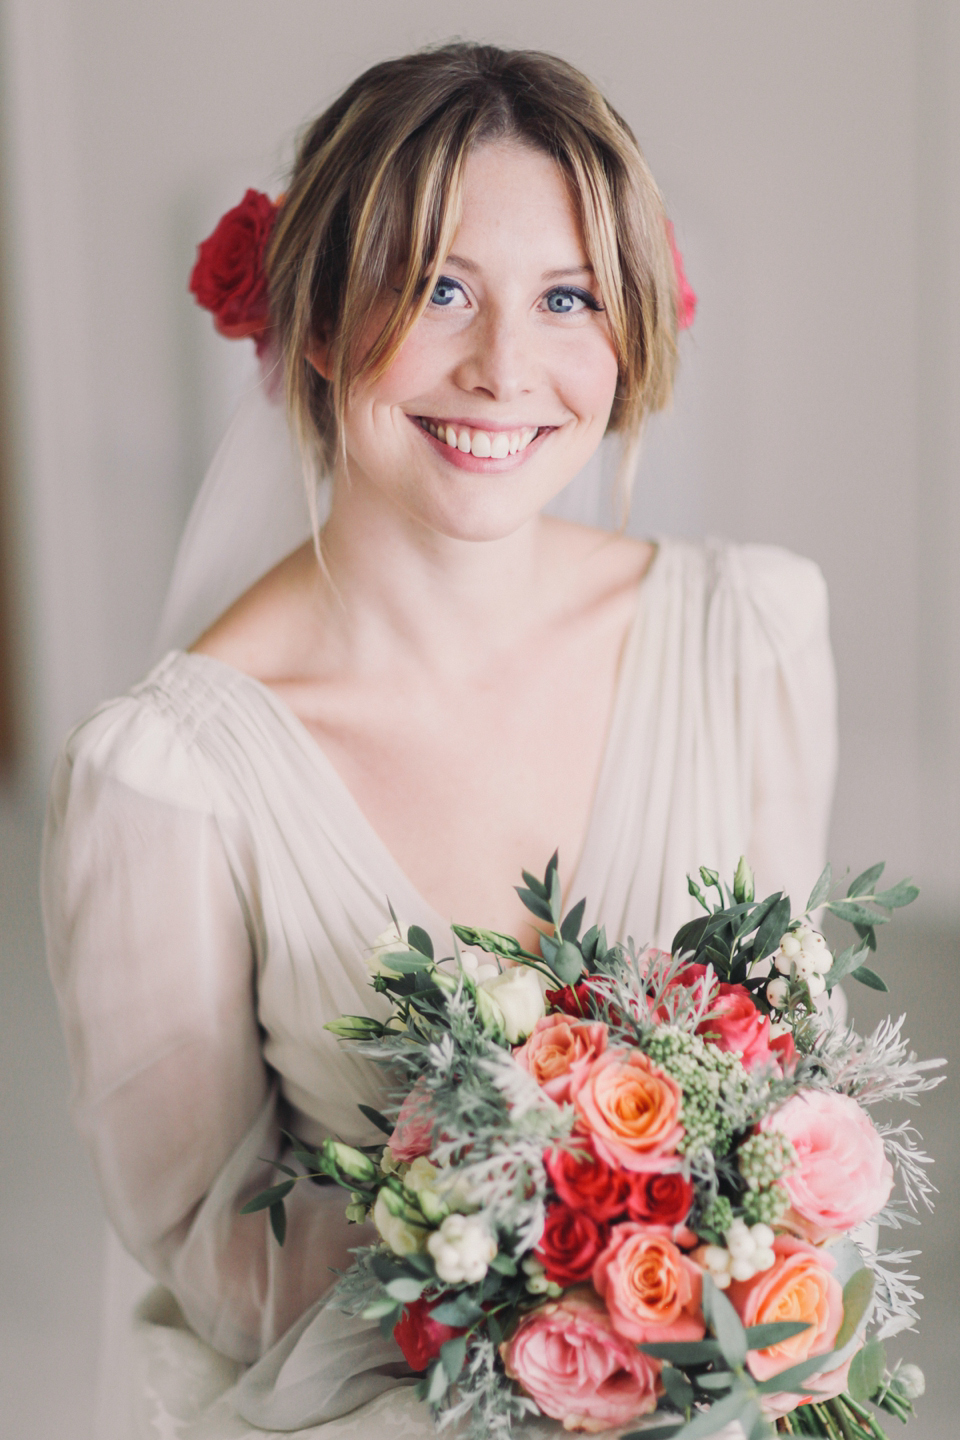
[267,42,680,489]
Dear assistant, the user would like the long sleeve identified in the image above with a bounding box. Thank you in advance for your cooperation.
[41,695,366,1364]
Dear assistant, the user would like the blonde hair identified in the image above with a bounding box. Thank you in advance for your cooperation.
[267,42,679,506]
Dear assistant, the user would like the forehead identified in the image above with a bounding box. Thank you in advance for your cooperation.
[447,140,587,269]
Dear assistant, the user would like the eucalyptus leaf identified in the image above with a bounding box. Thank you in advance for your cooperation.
[874,879,920,910]
[671,915,710,958]
[560,897,587,942]
[362,1296,401,1320]
[548,865,563,923]
[744,1321,811,1348]
[638,1340,723,1364]
[515,887,553,923]
[539,934,559,964]
[240,1179,295,1214]
[751,895,791,963]
[661,1389,755,1440]
[661,1365,694,1411]
[551,940,585,984]
[847,1337,886,1402]
[406,925,434,959]
[805,863,833,912]
[847,862,886,898]
[703,1275,747,1369]
[754,1350,841,1395]
[745,1406,772,1440]
[385,1276,427,1302]
[489,1253,518,1276]
[851,964,889,992]
[822,942,870,990]
[377,951,435,973]
[521,869,547,899]
[426,1357,449,1404]
[428,1295,486,1327]
[835,1268,875,1350]
[735,892,779,942]
[440,1335,467,1382]
[266,1161,298,1179]
[828,900,890,929]
[357,1104,394,1136]
[269,1201,287,1246]
[620,1426,683,1440]
[695,1372,733,1392]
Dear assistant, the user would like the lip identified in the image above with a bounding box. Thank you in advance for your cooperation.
[407,413,557,472]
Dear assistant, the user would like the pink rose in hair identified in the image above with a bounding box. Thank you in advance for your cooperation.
[513,1015,608,1103]
[762,1091,894,1242]
[500,1287,662,1433]
[591,1223,705,1344]
[570,1048,684,1172]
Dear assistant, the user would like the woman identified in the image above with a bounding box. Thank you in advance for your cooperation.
[41,42,836,1440]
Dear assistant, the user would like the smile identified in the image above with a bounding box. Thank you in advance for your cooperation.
[414,416,549,459]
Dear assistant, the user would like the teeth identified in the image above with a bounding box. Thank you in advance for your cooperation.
[419,418,542,457]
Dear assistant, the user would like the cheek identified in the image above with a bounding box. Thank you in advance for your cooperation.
[553,332,620,423]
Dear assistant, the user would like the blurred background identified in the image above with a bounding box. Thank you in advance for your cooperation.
[0,1,956,1436]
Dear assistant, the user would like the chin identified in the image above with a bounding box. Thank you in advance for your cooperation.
[407,483,559,543]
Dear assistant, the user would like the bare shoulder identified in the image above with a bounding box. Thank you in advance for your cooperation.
[540,516,657,620]
[189,541,323,683]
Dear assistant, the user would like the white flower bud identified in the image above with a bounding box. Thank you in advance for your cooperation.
[751,1224,775,1249]
[713,1271,732,1289]
[702,1245,730,1273]
[768,1017,793,1040]
[753,1247,776,1273]
[730,1257,755,1282]
[766,976,790,1009]
[373,1188,427,1256]
[521,1255,545,1276]
[780,933,801,958]
[427,1213,497,1284]
[805,972,827,999]
[525,1272,550,1294]
[895,1364,925,1400]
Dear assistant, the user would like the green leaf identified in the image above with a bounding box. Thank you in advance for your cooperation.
[806,863,833,912]
[661,1365,695,1411]
[380,1307,403,1339]
[361,1296,400,1320]
[269,1201,287,1246]
[406,925,434,959]
[440,1334,467,1381]
[835,1268,875,1350]
[828,900,890,929]
[735,892,779,943]
[489,1253,518,1276]
[486,1311,503,1348]
[428,1295,485,1327]
[240,1179,295,1214]
[376,951,435,973]
[515,887,553,923]
[755,1350,840,1396]
[548,864,563,923]
[385,1276,427,1303]
[521,869,547,898]
[752,895,791,963]
[560,897,587,942]
[357,1104,394,1136]
[551,940,585,984]
[703,1275,747,1370]
[847,862,886,898]
[822,942,870,990]
[621,1426,684,1440]
[672,914,710,957]
[539,933,558,964]
[847,1337,886,1402]
[745,1321,812,1348]
[425,1356,449,1404]
[874,879,919,910]
[851,964,889,992]
[663,1389,756,1440]
[745,1405,773,1440]
[695,1372,733,1392]
[638,1340,723,1364]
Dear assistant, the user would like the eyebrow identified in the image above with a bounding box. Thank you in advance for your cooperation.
[443,253,595,282]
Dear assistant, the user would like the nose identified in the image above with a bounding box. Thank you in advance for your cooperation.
[452,303,536,404]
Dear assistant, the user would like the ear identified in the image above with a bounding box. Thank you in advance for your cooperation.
[306,340,333,381]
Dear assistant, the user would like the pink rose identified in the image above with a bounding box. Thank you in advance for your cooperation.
[570,1049,684,1173]
[592,1223,705,1344]
[388,1082,436,1162]
[763,1091,894,1242]
[728,1235,843,1382]
[513,1015,608,1103]
[697,985,778,1072]
[760,1351,857,1419]
[500,1287,662,1433]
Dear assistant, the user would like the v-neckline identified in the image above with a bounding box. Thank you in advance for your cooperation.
[176,540,663,934]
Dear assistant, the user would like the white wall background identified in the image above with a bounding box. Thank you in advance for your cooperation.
[1,0,958,917]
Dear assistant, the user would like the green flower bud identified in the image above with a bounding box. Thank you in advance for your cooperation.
[325,1140,377,1184]
[324,1015,385,1040]
[733,856,755,904]
[452,923,523,959]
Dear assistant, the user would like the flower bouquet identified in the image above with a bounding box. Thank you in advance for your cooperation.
[247,856,941,1439]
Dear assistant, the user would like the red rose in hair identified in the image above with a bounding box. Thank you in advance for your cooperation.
[666,220,697,331]
[393,1297,465,1372]
[545,1134,632,1222]
[189,188,278,343]
[545,982,593,1017]
[626,1171,694,1228]
[536,1202,609,1286]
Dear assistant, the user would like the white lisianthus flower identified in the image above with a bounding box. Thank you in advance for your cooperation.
[403,1156,450,1223]
[427,1213,497,1284]
[436,948,501,985]
[478,966,545,1042]
[366,922,414,977]
[373,1187,427,1255]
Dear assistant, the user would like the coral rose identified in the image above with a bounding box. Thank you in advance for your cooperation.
[501,1286,662,1432]
[626,1172,695,1229]
[592,1223,705,1344]
[762,1091,894,1242]
[388,1082,436,1162]
[570,1049,684,1172]
[697,985,779,1072]
[189,188,277,343]
[545,1134,632,1222]
[536,1203,609,1286]
[728,1234,843,1381]
[393,1297,465,1372]
[514,1016,608,1103]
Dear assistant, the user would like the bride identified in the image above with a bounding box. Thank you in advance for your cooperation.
[41,41,836,1440]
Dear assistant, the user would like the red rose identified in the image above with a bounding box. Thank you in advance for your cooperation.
[696,984,778,1072]
[666,220,697,331]
[769,1028,797,1070]
[545,1133,632,1222]
[393,1297,465,1373]
[536,1202,609,1286]
[189,188,278,342]
[627,1171,694,1228]
[545,982,593,1017]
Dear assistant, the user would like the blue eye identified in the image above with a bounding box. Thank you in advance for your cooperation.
[544,287,601,314]
[430,277,464,307]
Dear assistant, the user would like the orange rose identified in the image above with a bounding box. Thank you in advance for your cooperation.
[728,1234,843,1382]
[592,1223,705,1343]
[569,1049,684,1172]
[513,1016,608,1102]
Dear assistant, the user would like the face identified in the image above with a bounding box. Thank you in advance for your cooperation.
[330,141,621,542]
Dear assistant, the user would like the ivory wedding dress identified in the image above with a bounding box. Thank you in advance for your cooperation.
[42,532,836,1440]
